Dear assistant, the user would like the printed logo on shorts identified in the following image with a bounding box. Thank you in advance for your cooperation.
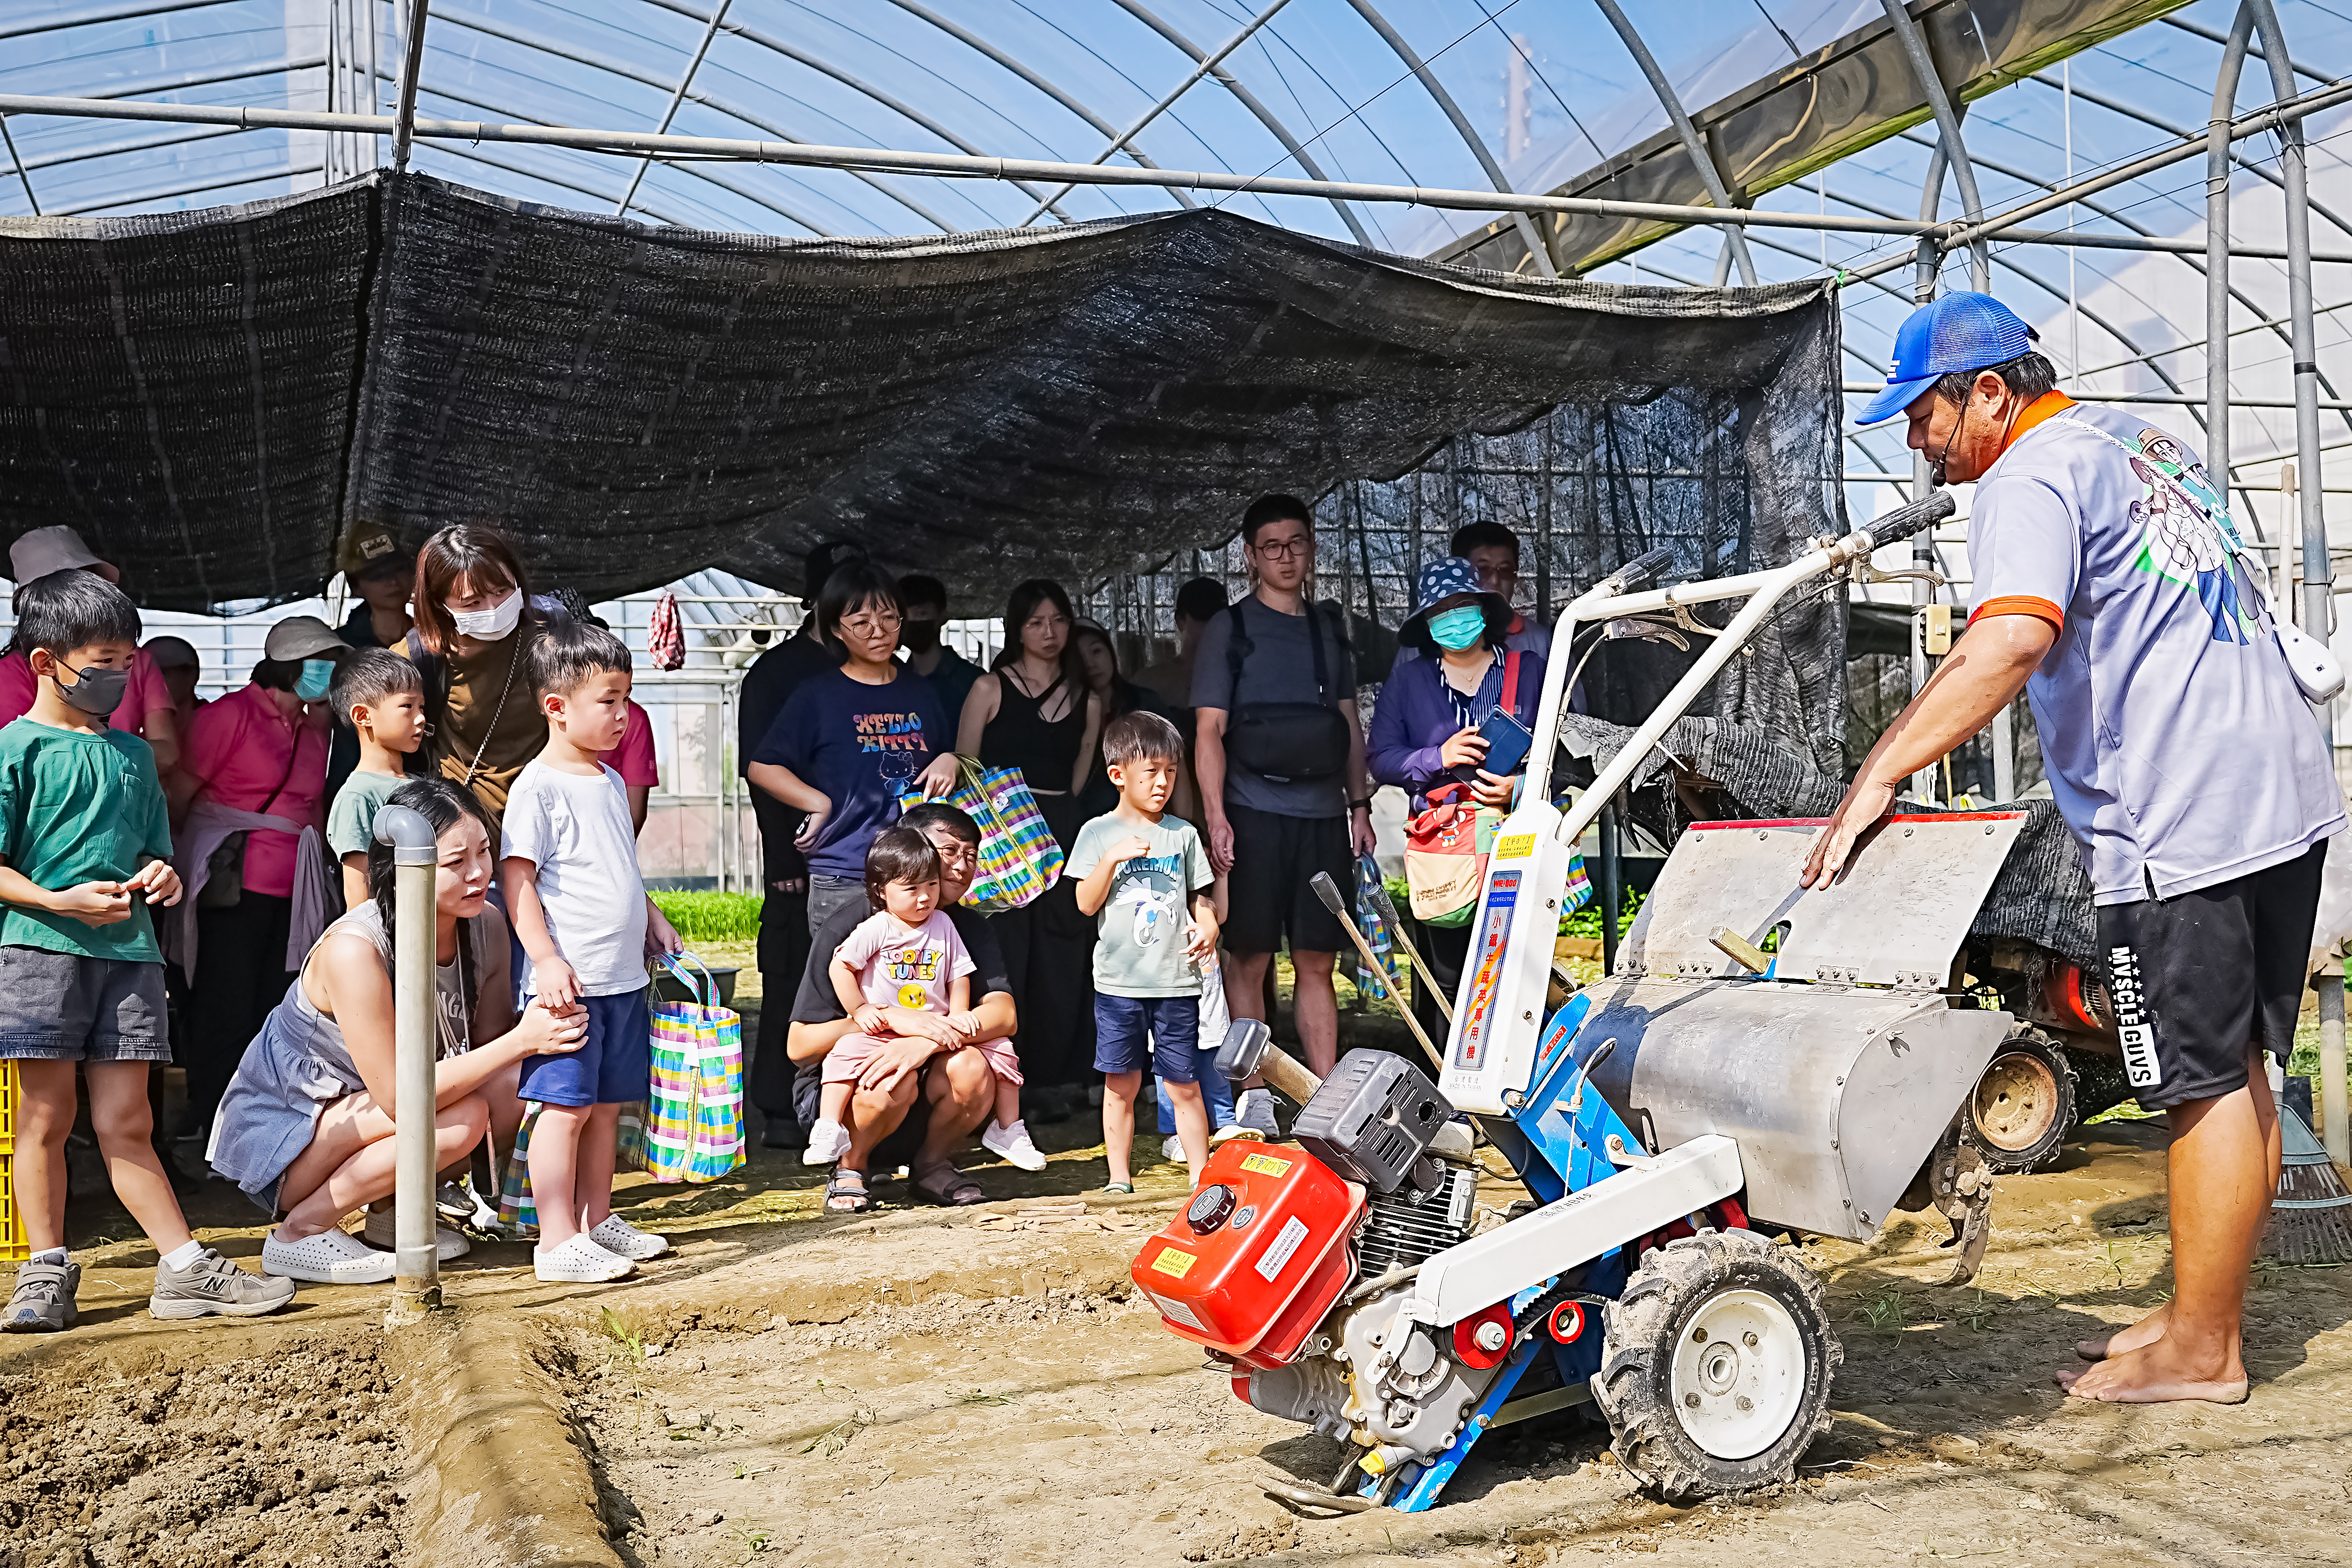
[2109,943,2160,1088]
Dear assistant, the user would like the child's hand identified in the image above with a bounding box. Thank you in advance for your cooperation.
[1182,914,1219,961]
[533,955,582,1010]
[54,880,133,927]
[128,860,182,908]
[1108,834,1152,865]
[792,800,831,850]
[852,1003,889,1035]
[514,998,589,1058]
[644,902,682,957]
[946,1009,981,1039]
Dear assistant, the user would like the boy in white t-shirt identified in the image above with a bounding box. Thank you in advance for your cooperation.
[498,618,683,1284]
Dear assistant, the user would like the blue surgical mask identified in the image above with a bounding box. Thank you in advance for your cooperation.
[1427,605,1487,652]
[295,658,336,701]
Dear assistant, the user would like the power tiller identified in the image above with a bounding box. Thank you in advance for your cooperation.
[1130,492,2035,1510]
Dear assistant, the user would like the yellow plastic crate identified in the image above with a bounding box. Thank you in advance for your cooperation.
[1,1063,22,1262]
[0,1056,13,1152]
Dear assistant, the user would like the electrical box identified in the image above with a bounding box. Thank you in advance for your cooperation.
[1924,602,1953,655]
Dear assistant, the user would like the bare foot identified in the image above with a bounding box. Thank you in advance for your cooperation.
[2055,1336,2248,1404]
[2077,1300,2171,1361]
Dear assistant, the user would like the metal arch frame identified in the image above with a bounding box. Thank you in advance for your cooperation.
[615,0,734,219]
[625,0,1074,225]
[1,117,40,214]
[1885,0,1989,293]
[1589,0,1755,286]
[0,0,239,42]
[1338,0,1558,278]
[1073,0,1372,244]
[2164,13,2332,87]
[878,0,1198,211]
[49,161,323,217]
[425,140,715,231]
[413,9,951,234]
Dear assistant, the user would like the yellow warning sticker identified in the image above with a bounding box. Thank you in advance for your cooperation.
[1150,1247,1196,1280]
[1494,833,1536,861]
[1238,1152,1293,1177]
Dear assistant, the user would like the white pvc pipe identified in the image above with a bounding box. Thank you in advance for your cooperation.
[375,804,442,1321]
[2320,970,2349,1167]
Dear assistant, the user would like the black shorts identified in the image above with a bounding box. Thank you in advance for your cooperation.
[1223,802,1351,956]
[2099,842,2326,1110]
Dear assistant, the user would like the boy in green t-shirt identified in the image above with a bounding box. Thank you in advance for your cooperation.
[324,648,427,910]
[1070,712,1221,1190]
[0,571,295,1332]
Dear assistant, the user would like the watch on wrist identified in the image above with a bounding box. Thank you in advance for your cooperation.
[1349,797,1372,811]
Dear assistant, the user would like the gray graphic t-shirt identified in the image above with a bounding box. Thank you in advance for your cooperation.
[1967,399,2343,903]
[1067,813,1215,997]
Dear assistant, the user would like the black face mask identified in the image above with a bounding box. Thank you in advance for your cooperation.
[55,659,130,716]
[899,620,941,654]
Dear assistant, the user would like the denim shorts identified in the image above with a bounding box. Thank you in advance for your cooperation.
[1093,992,1202,1083]
[517,985,653,1107]
[0,947,169,1062]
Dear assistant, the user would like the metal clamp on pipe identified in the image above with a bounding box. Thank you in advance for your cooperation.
[373,803,442,1325]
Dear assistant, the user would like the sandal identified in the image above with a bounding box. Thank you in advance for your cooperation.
[823,1168,872,1214]
[1102,1182,1136,1196]
[910,1165,986,1207]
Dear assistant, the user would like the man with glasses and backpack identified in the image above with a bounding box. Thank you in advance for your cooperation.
[1193,495,1377,1121]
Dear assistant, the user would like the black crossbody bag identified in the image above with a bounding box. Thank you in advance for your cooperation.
[1222,600,1354,784]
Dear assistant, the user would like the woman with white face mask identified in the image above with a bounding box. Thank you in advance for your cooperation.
[404,525,549,833]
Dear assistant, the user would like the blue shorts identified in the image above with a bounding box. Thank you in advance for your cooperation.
[518,985,653,1108]
[1093,993,1202,1083]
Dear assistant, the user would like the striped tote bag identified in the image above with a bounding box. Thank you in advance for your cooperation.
[643,954,746,1185]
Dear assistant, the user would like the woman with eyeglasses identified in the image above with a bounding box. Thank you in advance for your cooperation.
[954,579,1103,1124]
[747,560,961,936]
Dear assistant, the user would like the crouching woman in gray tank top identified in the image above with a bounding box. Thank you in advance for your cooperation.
[208,777,587,1285]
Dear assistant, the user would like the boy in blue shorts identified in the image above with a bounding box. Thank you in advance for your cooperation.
[2,570,294,1329]
[499,618,682,1283]
[1071,711,1221,1191]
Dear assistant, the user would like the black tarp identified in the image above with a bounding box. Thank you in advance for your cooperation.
[2,172,1846,619]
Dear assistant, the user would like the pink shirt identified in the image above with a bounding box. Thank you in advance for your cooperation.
[833,908,974,1014]
[603,699,658,789]
[183,683,330,898]
[0,647,172,736]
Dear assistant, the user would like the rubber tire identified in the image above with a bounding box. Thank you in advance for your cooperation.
[1970,1029,2077,1174]
[1593,1229,1840,1504]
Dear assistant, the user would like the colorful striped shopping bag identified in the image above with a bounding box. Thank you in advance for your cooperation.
[898,755,1063,913]
[644,953,745,1185]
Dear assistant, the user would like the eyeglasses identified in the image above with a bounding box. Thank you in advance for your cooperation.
[840,609,902,635]
[1252,536,1314,560]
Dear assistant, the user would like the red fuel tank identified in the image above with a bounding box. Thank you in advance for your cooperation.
[1130,1142,1365,1367]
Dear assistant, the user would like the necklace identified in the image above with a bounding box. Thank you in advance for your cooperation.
[460,635,522,789]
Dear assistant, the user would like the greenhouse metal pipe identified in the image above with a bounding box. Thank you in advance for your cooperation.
[615,0,733,220]
[881,0,1197,209]
[388,0,427,174]
[53,162,324,216]
[2165,13,2332,88]
[428,140,746,233]
[1341,0,1557,277]
[2249,0,2329,714]
[1,117,37,215]
[7,70,2350,239]
[1591,0,1754,285]
[1095,0,1371,244]
[0,0,238,41]
[2210,9,2255,488]
[1885,0,1988,290]
[1018,0,1293,225]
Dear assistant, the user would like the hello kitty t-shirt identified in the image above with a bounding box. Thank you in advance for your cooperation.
[1068,813,1214,997]
[750,666,950,879]
[1967,395,2343,904]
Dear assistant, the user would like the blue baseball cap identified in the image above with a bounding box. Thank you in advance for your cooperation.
[1854,292,2039,425]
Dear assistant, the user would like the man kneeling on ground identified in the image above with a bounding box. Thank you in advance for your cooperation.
[787,803,1016,1211]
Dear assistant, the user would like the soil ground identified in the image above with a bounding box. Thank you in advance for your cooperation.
[12,946,2352,1566]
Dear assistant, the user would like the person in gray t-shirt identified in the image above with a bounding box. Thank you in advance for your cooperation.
[1192,494,1375,1087]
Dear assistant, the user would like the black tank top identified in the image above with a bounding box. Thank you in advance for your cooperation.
[979,668,1085,795]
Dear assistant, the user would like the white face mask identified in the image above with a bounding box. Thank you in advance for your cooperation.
[447,587,522,642]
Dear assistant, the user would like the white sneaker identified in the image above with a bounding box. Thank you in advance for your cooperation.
[589,1214,671,1261]
[981,1119,1048,1172]
[1210,1123,1265,1146]
[1161,1134,1185,1163]
[360,1204,471,1261]
[803,1118,851,1166]
[263,1226,397,1286]
[1235,1088,1281,1137]
[534,1233,635,1283]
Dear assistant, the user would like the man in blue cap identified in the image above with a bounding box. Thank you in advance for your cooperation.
[1802,292,2343,1404]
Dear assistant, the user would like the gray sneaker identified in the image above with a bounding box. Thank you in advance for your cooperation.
[3,1260,80,1332]
[148,1247,297,1321]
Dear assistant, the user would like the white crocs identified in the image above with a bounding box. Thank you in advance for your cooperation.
[802,1118,851,1166]
[589,1214,671,1261]
[262,1226,396,1286]
[534,1233,634,1283]
[981,1119,1047,1172]
[360,1204,471,1261]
